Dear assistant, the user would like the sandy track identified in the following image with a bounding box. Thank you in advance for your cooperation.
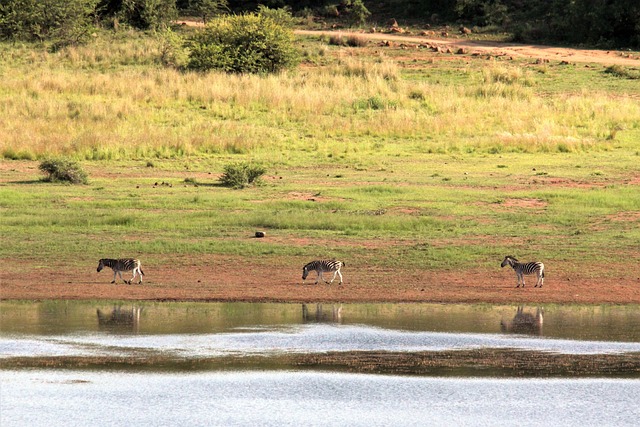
[295,29,640,66]
[178,19,640,67]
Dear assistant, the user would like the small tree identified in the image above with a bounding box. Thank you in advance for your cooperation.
[39,158,89,184]
[97,0,177,30]
[191,0,228,24]
[187,13,299,74]
[345,0,371,25]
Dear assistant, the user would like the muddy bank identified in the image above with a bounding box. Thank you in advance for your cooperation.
[3,350,640,378]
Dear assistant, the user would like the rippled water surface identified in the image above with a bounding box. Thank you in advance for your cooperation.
[2,370,640,427]
[2,301,639,426]
[2,301,640,358]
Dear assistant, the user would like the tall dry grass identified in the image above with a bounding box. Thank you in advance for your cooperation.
[1,35,639,160]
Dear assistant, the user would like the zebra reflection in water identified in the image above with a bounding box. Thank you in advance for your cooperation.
[302,304,343,324]
[500,306,544,336]
[97,305,142,333]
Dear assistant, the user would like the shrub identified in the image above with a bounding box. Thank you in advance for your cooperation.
[219,162,266,189]
[346,34,368,47]
[0,0,99,47]
[256,5,295,28]
[190,0,228,24]
[187,13,299,74]
[39,158,88,184]
[158,28,188,68]
[97,0,177,30]
[604,65,640,80]
[344,0,371,25]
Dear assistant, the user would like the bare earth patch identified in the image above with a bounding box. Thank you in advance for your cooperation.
[2,254,639,304]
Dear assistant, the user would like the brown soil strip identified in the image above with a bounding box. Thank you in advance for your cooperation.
[3,350,639,378]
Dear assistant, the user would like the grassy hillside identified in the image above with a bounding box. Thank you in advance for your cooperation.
[1,29,639,284]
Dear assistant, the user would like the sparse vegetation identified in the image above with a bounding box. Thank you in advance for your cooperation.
[0,17,639,290]
[38,158,88,184]
[219,162,266,189]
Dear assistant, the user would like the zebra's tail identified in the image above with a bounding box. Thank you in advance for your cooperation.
[542,270,544,278]
[140,268,145,276]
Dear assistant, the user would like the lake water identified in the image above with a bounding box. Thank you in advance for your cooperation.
[2,301,640,426]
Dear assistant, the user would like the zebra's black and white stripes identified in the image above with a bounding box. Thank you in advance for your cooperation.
[501,256,544,288]
[302,260,344,285]
[97,258,145,284]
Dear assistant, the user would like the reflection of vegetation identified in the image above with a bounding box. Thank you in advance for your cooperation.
[3,301,640,341]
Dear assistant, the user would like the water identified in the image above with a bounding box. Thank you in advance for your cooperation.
[2,370,639,427]
[2,302,640,358]
[2,301,640,426]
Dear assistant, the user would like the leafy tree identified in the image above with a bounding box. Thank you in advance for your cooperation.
[256,5,296,28]
[190,0,229,23]
[0,0,98,46]
[187,13,299,73]
[343,0,370,25]
[97,0,177,30]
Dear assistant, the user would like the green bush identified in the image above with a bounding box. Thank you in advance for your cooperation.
[97,0,177,30]
[0,0,98,47]
[187,13,299,74]
[190,0,228,24]
[256,5,296,28]
[219,162,266,189]
[39,158,88,184]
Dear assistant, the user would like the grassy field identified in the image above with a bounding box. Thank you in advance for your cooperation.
[1,28,639,288]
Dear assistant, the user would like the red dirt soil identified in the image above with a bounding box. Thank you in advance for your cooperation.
[2,255,640,304]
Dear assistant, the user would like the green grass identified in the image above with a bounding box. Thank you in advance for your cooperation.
[0,30,639,277]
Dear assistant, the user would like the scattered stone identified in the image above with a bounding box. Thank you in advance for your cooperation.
[255,231,266,238]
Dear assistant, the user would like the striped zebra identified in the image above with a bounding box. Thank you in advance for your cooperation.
[302,260,344,285]
[97,258,144,285]
[500,256,544,288]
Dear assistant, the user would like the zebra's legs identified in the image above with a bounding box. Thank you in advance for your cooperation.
[516,272,525,288]
[315,271,324,284]
[111,270,117,284]
[535,274,543,288]
[330,270,343,285]
[131,267,142,284]
[117,270,131,285]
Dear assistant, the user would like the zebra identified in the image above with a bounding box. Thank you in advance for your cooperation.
[97,258,144,284]
[500,255,544,288]
[302,260,344,285]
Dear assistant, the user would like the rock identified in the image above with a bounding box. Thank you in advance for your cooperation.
[255,231,266,238]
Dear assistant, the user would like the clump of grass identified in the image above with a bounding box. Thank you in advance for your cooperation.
[604,65,640,79]
[328,33,346,46]
[483,65,534,86]
[353,96,397,111]
[38,158,88,184]
[345,34,368,47]
[219,162,266,189]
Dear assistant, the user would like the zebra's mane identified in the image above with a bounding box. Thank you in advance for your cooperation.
[508,255,518,261]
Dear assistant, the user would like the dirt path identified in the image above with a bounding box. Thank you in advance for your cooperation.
[178,19,640,67]
[296,29,640,66]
